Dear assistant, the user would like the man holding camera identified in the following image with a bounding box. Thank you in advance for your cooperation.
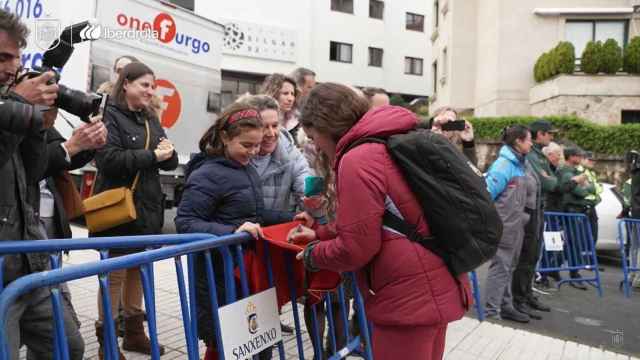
[0,9,84,359]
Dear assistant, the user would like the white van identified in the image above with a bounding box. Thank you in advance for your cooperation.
[13,0,223,206]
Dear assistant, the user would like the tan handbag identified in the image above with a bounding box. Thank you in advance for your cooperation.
[83,119,150,233]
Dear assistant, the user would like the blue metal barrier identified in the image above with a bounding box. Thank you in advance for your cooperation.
[469,270,485,322]
[0,234,373,360]
[618,218,640,298]
[537,212,603,296]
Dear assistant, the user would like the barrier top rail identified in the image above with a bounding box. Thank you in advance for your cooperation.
[0,232,253,360]
[0,233,217,254]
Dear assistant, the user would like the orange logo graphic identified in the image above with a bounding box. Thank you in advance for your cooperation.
[156,79,182,129]
[153,13,177,43]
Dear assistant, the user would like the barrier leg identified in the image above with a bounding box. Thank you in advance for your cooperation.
[50,287,70,360]
[470,271,485,321]
[175,256,197,359]
[325,293,337,354]
[187,254,200,359]
[140,264,161,360]
[204,251,225,360]
[337,285,350,344]
[310,304,323,360]
[98,250,119,360]
[348,273,373,360]
[283,253,305,360]
[261,244,286,360]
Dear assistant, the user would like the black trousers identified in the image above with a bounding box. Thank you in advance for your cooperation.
[512,207,543,304]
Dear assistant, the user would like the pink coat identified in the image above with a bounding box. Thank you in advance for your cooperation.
[310,106,471,327]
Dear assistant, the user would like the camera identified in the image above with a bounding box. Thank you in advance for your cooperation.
[17,20,106,122]
[441,120,467,132]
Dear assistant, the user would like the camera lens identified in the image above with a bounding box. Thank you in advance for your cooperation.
[56,84,103,121]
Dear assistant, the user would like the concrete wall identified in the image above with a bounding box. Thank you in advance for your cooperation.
[530,74,640,124]
[196,0,432,96]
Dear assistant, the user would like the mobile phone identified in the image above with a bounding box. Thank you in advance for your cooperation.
[93,94,109,117]
[304,176,325,197]
[441,120,466,131]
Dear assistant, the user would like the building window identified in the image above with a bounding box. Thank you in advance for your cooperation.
[406,12,425,32]
[405,57,424,75]
[331,0,354,14]
[432,61,438,94]
[370,0,384,19]
[566,20,629,59]
[622,110,640,124]
[330,41,353,63]
[369,47,383,67]
[441,47,447,83]
[433,0,439,29]
[168,0,194,10]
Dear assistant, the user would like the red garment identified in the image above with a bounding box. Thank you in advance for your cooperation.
[372,323,447,360]
[310,105,472,327]
[243,222,341,307]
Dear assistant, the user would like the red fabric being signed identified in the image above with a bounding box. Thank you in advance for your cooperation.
[243,221,341,307]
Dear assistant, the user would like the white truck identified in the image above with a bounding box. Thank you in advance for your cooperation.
[10,0,224,206]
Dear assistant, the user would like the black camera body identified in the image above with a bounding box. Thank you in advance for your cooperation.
[18,21,106,122]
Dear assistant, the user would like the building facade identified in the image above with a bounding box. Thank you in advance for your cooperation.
[195,0,432,107]
[430,0,640,124]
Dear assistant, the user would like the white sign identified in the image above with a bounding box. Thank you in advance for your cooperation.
[95,0,222,69]
[219,288,281,360]
[221,20,297,63]
[544,231,565,252]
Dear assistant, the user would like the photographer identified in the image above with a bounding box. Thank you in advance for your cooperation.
[430,106,477,165]
[0,8,84,360]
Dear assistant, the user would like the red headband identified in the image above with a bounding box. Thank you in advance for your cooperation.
[227,109,260,126]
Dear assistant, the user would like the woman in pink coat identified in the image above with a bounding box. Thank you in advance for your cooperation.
[290,83,471,360]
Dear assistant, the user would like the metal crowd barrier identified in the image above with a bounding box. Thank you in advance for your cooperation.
[618,218,640,298]
[537,212,603,296]
[0,234,373,360]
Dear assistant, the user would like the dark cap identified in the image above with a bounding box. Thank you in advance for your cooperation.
[564,147,584,159]
[529,120,558,135]
[583,151,595,160]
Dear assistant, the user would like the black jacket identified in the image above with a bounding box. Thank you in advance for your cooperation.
[0,92,49,285]
[91,104,178,241]
[42,128,95,239]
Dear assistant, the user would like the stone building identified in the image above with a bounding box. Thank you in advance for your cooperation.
[429,0,640,125]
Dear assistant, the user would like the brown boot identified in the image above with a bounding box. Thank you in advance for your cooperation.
[95,322,126,360]
[122,313,166,355]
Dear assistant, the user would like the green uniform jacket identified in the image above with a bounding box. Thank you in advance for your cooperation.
[526,144,558,197]
[557,164,595,211]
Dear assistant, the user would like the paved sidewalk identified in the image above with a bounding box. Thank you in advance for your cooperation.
[17,226,638,360]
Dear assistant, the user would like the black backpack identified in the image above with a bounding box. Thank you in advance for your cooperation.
[346,129,502,276]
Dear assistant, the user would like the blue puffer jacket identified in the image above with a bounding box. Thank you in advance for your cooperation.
[174,153,292,344]
[485,145,529,247]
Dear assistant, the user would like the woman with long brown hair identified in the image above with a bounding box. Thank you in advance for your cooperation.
[259,73,301,144]
[93,61,178,359]
[290,83,470,360]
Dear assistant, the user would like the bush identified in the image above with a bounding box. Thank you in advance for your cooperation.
[600,39,623,74]
[556,41,576,75]
[534,42,576,82]
[389,94,407,107]
[468,116,640,155]
[623,36,640,74]
[581,41,602,74]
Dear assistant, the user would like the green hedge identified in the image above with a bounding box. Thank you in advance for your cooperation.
[623,36,640,74]
[600,39,623,74]
[581,41,603,74]
[534,42,575,82]
[468,116,640,156]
